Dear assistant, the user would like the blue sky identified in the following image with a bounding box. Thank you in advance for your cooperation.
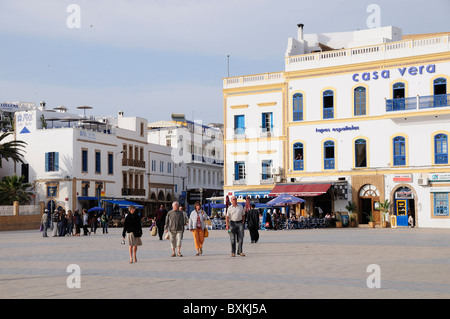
[0,0,449,124]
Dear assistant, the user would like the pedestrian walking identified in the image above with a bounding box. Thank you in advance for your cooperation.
[155,204,167,240]
[52,210,60,237]
[73,210,82,236]
[247,204,260,243]
[82,209,90,236]
[66,210,73,236]
[225,196,246,257]
[122,205,143,263]
[189,201,209,256]
[41,209,49,237]
[164,201,188,257]
[101,212,109,234]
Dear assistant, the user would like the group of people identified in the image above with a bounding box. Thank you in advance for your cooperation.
[121,196,260,263]
[40,208,110,237]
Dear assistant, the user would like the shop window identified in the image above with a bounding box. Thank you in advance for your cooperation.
[293,142,304,171]
[434,193,449,216]
[393,136,406,166]
[435,134,448,164]
[323,90,334,119]
[354,86,366,116]
[355,139,367,168]
[324,140,335,170]
[293,93,303,121]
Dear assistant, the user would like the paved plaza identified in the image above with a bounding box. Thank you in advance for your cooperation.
[1,226,450,300]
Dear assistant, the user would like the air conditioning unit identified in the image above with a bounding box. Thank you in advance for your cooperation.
[274,176,282,183]
[418,177,429,186]
[271,167,281,175]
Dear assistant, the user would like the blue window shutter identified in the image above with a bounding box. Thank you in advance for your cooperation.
[270,112,273,130]
[55,152,59,171]
[45,153,49,172]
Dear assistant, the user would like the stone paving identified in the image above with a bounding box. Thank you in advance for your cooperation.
[1,226,450,300]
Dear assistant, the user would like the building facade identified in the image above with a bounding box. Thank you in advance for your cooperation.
[223,25,450,228]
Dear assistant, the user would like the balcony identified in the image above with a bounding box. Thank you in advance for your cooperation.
[122,158,146,169]
[122,188,146,196]
[386,94,450,112]
[191,154,224,166]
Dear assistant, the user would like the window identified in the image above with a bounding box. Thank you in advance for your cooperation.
[323,90,334,119]
[434,193,449,216]
[355,139,367,168]
[261,112,273,132]
[160,161,164,172]
[433,78,447,107]
[392,82,405,110]
[95,151,101,174]
[45,152,59,172]
[324,140,335,170]
[354,86,366,116]
[151,160,156,172]
[435,134,448,164]
[234,161,246,180]
[293,93,303,121]
[168,162,172,173]
[108,153,114,175]
[81,149,88,173]
[393,136,406,166]
[293,142,304,171]
[234,115,245,135]
[261,160,272,180]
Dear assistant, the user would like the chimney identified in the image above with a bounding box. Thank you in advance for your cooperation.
[297,23,304,40]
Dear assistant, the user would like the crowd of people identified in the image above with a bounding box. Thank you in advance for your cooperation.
[40,208,110,237]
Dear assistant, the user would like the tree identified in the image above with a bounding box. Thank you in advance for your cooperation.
[0,131,27,168]
[0,175,32,205]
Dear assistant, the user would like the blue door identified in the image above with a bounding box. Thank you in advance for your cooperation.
[395,199,408,226]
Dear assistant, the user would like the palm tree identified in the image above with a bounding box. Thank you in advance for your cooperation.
[0,131,27,168]
[0,175,32,205]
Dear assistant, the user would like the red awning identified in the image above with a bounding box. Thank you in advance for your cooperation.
[269,183,332,197]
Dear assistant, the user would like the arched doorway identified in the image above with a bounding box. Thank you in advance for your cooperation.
[359,184,380,224]
[393,186,415,227]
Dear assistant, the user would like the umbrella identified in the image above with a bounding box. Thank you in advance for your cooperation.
[88,207,104,213]
[266,193,305,206]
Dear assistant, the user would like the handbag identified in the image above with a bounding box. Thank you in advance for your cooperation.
[164,230,170,240]
[204,227,209,238]
[150,222,158,236]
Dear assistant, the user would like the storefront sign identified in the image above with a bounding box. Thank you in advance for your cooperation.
[315,125,359,134]
[430,187,450,193]
[352,64,436,82]
[395,190,413,199]
[430,173,450,182]
[393,174,412,182]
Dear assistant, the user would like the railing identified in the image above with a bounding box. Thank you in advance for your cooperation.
[223,72,285,89]
[293,160,303,171]
[122,188,146,196]
[324,158,335,170]
[386,94,450,112]
[122,158,146,168]
[191,154,224,166]
[286,35,450,72]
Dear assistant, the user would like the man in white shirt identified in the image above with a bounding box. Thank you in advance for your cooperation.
[226,196,246,257]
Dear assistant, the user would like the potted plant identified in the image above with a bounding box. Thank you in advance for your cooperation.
[345,201,358,227]
[335,212,342,228]
[379,199,391,228]
[368,212,375,228]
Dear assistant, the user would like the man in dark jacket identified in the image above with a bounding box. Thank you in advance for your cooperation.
[246,204,260,243]
[155,204,167,240]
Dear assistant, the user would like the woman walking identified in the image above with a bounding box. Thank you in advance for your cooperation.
[189,201,209,256]
[122,205,143,263]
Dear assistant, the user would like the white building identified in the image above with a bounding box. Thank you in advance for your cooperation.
[223,25,450,228]
[148,114,224,209]
[10,104,181,217]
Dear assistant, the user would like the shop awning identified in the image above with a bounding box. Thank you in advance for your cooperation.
[103,199,143,209]
[269,183,332,197]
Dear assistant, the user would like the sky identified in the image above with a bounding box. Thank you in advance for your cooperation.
[0,0,449,125]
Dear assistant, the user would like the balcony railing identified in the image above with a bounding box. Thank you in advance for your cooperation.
[122,158,146,168]
[324,158,335,170]
[122,188,146,196]
[293,160,304,171]
[386,94,450,112]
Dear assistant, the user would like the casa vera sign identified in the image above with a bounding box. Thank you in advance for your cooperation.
[352,64,436,82]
